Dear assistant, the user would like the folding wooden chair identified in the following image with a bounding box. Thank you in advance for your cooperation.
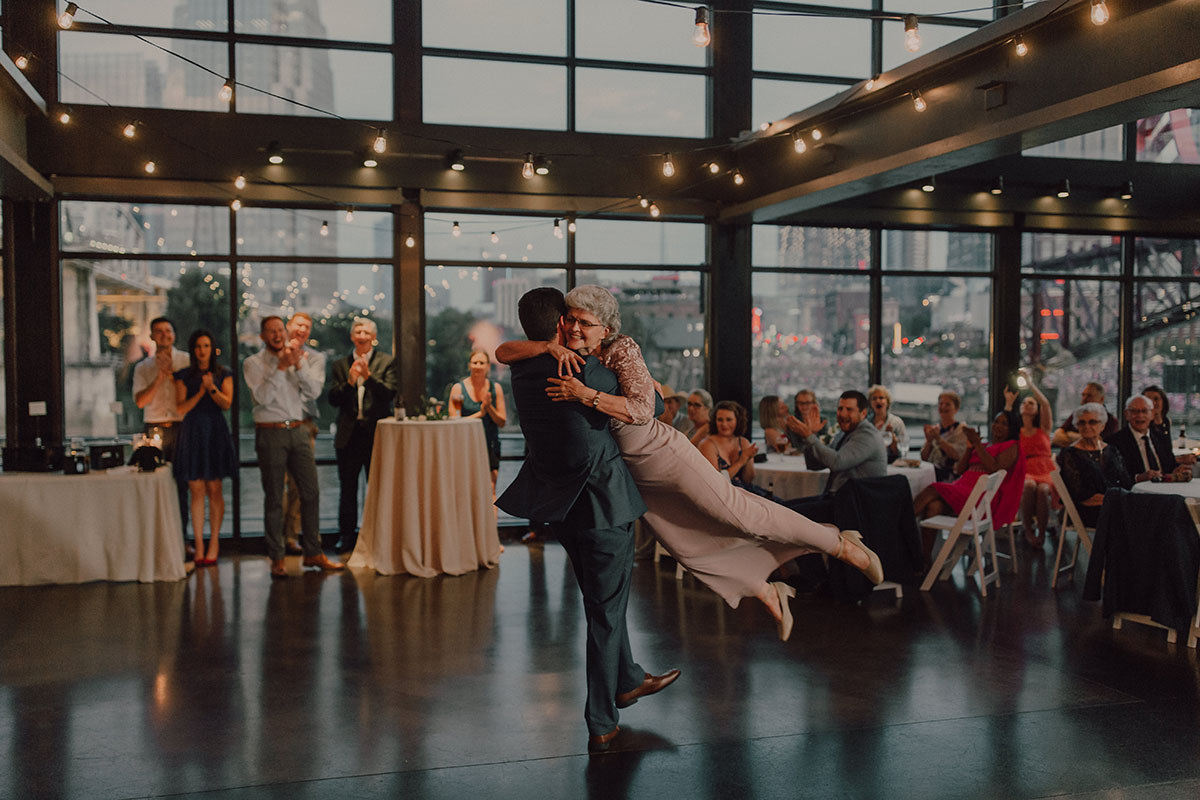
[1049,470,1093,589]
[919,470,1006,597]
[653,540,685,580]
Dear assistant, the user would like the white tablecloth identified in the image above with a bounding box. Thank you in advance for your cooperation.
[349,418,500,578]
[1132,480,1200,500]
[751,453,936,501]
[0,466,186,586]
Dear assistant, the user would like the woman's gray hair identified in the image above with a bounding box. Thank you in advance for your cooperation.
[689,388,713,409]
[351,316,378,337]
[564,285,621,345]
[1072,402,1108,428]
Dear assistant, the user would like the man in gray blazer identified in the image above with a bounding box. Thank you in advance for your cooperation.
[790,390,887,496]
[497,287,678,752]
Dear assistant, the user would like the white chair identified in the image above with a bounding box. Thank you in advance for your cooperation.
[920,470,1006,597]
[1049,469,1093,589]
[996,521,1020,573]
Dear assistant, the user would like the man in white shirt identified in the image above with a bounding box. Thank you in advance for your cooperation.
[132,316,192,542]
[244,315,343,578]
[1107,394,1193,484]
[280,312,324,554]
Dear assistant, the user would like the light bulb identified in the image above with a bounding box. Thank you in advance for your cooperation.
[732,169,744,186]
[405,235,416,248]
[662,154,676,178]
[231,198,242,212]
[1056,179,1070,198]
[649,203,661,218]
[911,90,927,112]
[448,149,465,171]
[15,54,30,70]
[452,221,461,237]
[792,131,807,154]
[638,196,649,208]
[991,176,1004,196]
[692,7,711,47]
[708,161,720,174]
[1120,180,1133,200]
[234,174,246,190]
[59,3,78,29]
[320,220,329,236]
[921,176,935,193]
[522,153,534,179]
[144,160,157,174]
[553,220,563,239]
[568,220,577,233]
[490,231,499,244]
[57,109,71,124]
[811,128,823,142]
[267,141,283,164]
[903,15,921,53]
[373,130,387,154]
[345,208,355,222]
[219,79,234,102]
[122,122,137,138]
[1090,0,1110,25]
[1014,35,1029,57]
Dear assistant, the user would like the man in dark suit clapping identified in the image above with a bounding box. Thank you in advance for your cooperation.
[328,317,398,552]
[1107,394,1193,484]
[497,287,678,753]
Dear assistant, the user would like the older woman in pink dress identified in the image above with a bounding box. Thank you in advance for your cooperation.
[497,285,882,642]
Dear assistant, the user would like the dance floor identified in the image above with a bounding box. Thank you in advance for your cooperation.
[2,537,1200,799]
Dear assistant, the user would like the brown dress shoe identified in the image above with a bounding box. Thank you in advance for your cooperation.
[616,669,681,708]
[302,553,345,571]
[588,726,620,753]
[270,558,287,579]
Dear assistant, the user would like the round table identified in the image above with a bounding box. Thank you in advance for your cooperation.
[750,452,936,501]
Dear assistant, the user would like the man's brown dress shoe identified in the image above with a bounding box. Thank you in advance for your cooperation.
[615,669,681,708]
[270,558,287,579]
[302,553,345,571]
[588,726,620,753]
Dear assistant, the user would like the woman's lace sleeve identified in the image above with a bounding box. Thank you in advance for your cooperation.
[602,336,657,424]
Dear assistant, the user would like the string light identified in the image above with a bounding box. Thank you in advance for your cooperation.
[1056,179,1071,198]
[991,176,1004,196]
[230,198,242,212]
[448,149,465,171]
[792,131,807,154]
[219,79,234,103]
[452,221,461,237]
[638,196,650,208]
[568,220,577,233]
[649,202,661,218]
[522,153,534,179]
[267,141,283,164]
[553,219,563,239]
[1120,180,1133,200]
[903,15,921,53]
[144,160,157,174]
[811,128,824,142]
[15,54,30,70]
[911,90,927,112]
[662,154,676,178]
[122,122,137,138]
[490,231,499,243]
[1090,0,1110,25]
[59,3,78,29]
[708,161,720,174]
[692,7,711,47]
[320,220,329,236]
[534,156,550,176]
[57,108,72,124]
[372,129,387,154]
[345,208,355,222]
[1013,35,1029,57]
[234,174,246,190]
[405,235,416,248]
[732,169,744,186]
[921,176,935,193]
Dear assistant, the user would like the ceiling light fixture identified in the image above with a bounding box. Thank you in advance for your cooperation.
[1090,0,1110,26]
[59,3,78,29]
[903,14,921,53]
[991,176,1004,196]
[692,7,711,47]
[662,153,676,178]
[911,90,927,112]
[448,149,465,171]
[267,141,283,164]
[1056,178,1071,198]
[921,176,936,193]
[1013,35,1029,57]
[1119,180,1133,200]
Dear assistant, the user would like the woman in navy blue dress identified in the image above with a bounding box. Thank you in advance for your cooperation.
[174,329,236,566]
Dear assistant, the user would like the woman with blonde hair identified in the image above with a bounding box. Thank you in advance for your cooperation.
[757,395,790,453]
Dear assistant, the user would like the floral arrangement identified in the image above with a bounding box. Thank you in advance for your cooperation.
[405,394,448,421]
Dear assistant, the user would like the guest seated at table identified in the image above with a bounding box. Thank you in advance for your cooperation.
[1052,382,1119,446]
[658,385,692,435]
[757,395,791,453]
[1107,394,1193,484]
[448,349,507,494]
[686,389,714,446]
[921,391,969,482]
[790,390,887,497]
[1056,404,1133,528]
[867,385,908,464]
[699,401,759,482]
[173,329,236,566]
[1142,384,1172,440]
[786,389,832,450]
[912,412,1024,558]
[1013,370,1057,549]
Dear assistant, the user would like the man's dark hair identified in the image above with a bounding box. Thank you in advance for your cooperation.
[260,315,284,332]
[149,316,174,332]
[518,287,566,341]
[840,389,868,412]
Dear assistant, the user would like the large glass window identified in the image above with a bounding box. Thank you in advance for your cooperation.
[60,201,230,255]
[880,20,976,71]
[882,0,992,21]
[234,0,393,43]
[423,57,566,129]
[1133,238,1200,433]
[574,220,705,266]
[753,15,871,77]
[235,45,392,120]
[752,79,846,130]
[57,0,228,30]
[1137,109,1200,164]
[575,68,706,137]
[752,224,870,269]
[424,214,566,264]
[575,0,707,67]
[882,229,991,271]
[422,0,566,57]
[1023,127,1125,160]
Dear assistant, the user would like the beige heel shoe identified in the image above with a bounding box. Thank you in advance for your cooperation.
[839,530,884,585]
[770,581,796,641]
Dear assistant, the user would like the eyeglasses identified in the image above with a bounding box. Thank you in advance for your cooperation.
[1076,419,1102,426]
[563,315,604,330]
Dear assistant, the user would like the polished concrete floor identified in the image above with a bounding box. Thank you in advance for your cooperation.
[3,535,1200,800]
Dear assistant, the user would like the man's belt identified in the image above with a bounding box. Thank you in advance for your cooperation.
[255,420,305,430]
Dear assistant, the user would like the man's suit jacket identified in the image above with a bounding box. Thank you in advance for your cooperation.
[1106,425,1178,476]
[497,353,645,529]
[803,418,888,495]
[327,350,399,449]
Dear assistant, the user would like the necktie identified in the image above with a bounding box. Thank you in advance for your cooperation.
[1143,434,1161,472]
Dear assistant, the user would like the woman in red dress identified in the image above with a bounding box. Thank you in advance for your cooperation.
[1014,370,1056,548]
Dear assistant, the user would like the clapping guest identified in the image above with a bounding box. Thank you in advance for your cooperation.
[686,389,714,445]
[1142,385,1172,440]
[1052,382,1118,446]
[173,330,236,566]
[757,395,790,453]
[448,349,507,493]
[1014,370,1056,548]
[1056,404,1133,527]
[921,391,969,481]
[1107,394,1193,484]
[280,312,323,555]
[867,385,908,463]
[786,389,831,449]
[699,401,759,482]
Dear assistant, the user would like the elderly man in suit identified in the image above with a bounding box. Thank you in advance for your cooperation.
[497,287,678,753]
[1107,394,1193,484]
[327,317,398,553]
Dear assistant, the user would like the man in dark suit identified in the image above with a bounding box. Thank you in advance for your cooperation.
[327,317,398,552]
[1107,394,1192,484]
[496,287,678,752]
